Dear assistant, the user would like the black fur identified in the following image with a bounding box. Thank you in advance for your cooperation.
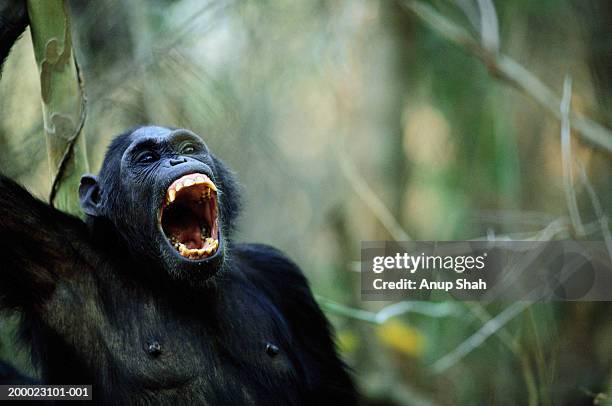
[0,0,28,75]
[0,125,358,404]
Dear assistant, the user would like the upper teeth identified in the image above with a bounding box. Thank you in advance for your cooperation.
[166,173,217,204]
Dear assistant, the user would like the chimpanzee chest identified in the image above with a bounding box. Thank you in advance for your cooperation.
[99,283,302,404]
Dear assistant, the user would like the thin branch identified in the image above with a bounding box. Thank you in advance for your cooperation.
[470,218,604,242]
[466,304,539,405]
[315,295,461,325]
[473,209,558,226]
[527,307,552,406]
[401,0,612,153]
[374,301,461,322]
[315,296,378,324]
[335,137,412,241]
[578,162,612,262]
[521,352,540,406]
[431,301,532,373]
[476,0,499,53]
[560,76,585,236]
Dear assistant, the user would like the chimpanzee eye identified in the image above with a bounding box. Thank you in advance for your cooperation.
[181,144,197,154]
[136,151,158,164]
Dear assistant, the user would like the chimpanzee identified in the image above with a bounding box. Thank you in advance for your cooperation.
[0,2,358,404]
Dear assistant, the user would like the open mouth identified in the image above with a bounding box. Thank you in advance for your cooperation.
[160,173,219,260]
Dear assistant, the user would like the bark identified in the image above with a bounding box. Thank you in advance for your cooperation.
[27,0,88,216]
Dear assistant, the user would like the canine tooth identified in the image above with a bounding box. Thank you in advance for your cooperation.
[175,182,184,192]
[205,180,217,192]
[168,189,176,202]
[184,179,195,187]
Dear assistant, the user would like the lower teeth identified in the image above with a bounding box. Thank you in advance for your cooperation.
[168,233,218,258]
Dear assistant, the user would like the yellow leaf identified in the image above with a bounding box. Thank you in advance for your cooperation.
[376,320,425,357]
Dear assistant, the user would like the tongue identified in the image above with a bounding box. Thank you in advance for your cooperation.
[179,229,203,249]
[165,211,204,249]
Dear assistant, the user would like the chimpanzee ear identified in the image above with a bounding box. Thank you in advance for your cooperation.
[79,174,102,217]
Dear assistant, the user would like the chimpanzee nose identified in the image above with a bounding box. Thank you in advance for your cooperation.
[169,158,187,166]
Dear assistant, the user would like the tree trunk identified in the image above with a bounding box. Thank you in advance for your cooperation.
[27,0,88,216]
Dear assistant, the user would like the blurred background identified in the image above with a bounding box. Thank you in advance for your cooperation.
[1,0,611,404]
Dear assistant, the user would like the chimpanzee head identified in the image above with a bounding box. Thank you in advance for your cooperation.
[79,126,240,282]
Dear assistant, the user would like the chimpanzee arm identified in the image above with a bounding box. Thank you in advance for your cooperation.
[0,175,92,311]
[236,244,359,404]
[0,0,28,74]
